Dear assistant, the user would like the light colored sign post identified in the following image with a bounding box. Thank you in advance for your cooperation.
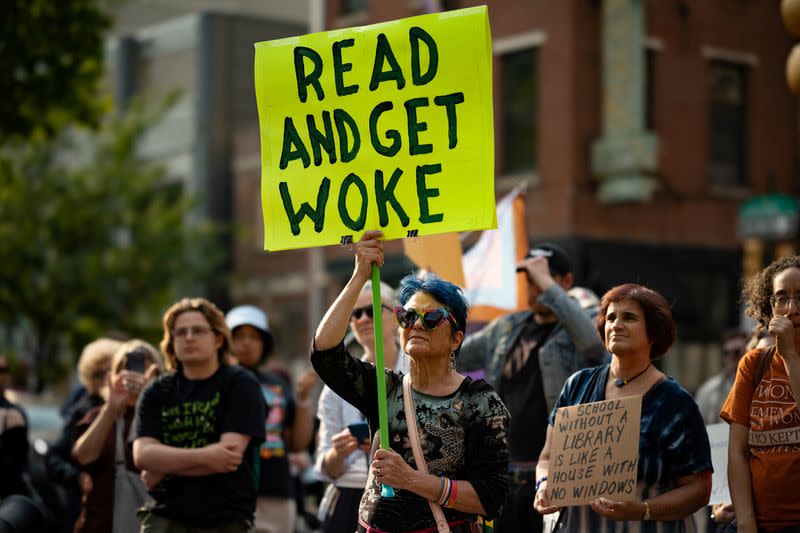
[706,422,730,505]
[547,396,642,507]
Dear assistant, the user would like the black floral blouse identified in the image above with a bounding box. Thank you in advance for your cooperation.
[311,342,510,532]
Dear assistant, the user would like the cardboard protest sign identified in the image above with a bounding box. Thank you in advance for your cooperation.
[706,422,730,505]
[254,6,495,251]
[547,396,642,507]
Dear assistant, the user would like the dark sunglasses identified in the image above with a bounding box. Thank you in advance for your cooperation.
[0,365,9,374]
[351,304,392,320]
[393,306,458,331]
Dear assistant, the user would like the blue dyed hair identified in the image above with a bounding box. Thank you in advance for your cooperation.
[397,272,469,354]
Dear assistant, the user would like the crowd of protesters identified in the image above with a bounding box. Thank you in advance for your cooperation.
[0,240,799,533]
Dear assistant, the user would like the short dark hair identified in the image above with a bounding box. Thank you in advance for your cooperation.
[741,255,800,332]
[518,242,572,277]
[398,272,468,354]
[596,284,676,359]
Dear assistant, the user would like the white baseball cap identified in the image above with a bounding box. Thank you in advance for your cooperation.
[225,305,270,334]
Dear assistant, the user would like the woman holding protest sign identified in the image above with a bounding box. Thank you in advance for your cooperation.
[311,229,509,533]
[534,283,712,531]
[314,279,407,533]
[720,256,800,533]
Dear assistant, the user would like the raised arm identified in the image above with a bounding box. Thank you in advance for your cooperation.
[72,373,128,466]
[539,284,605,362]
[314,230,384,351]
[769,314,800,409]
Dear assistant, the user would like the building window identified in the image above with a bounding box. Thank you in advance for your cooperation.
[709,61,748,186]
[501,47,538,174]
[645,49,656,131]
[341,0,367,16]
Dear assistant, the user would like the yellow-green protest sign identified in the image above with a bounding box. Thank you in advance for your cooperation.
[254,6,495,251]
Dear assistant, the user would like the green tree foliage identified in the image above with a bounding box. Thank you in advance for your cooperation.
[0,0,111,140]
[0,96,223,390]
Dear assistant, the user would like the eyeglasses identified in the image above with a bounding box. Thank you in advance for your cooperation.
[173,325,214,339]
[0,365,9,374]
[351,305,392,320]
[393,306,458,331]
[770,294,800,309]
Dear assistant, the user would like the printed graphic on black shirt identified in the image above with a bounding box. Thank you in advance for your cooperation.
[161,392,220,448]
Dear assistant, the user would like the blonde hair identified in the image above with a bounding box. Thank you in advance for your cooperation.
[160,298,232,372]
[110,339,164,377]
[78,338,124,394]
[359,281,399,308]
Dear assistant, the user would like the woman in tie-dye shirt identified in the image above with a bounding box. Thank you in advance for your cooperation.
[535,284,712,532]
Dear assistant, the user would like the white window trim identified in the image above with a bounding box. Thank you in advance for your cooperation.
[493,30,547,56]
[702,46,759,67]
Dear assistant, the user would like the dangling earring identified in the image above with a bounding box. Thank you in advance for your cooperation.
[449,351,456,372]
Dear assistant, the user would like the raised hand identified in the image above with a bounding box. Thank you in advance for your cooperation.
[106,372,130,416]
[353,230,384,282]
[769,314,798,359]
[516,255,555,291]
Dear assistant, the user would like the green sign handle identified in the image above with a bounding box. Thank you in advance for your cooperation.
[371,263,395,498]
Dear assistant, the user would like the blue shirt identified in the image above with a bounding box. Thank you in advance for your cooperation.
[548,365,712,533]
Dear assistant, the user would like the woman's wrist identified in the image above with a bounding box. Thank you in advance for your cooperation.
[322,448,346,476]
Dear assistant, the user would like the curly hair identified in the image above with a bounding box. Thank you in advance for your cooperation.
[596,283,676,360]
[742,255,800,332]
[160,298,232,372]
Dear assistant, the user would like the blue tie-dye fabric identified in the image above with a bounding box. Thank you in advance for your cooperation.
[546,365,713,533]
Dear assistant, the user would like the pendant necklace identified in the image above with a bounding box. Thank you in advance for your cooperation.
[610,363,651,388]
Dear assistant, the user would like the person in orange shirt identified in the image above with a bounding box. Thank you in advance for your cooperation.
[721,256,800,533]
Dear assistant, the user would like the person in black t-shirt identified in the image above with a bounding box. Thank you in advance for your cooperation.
[133,298,266,532]
[225,305,316,533]
[458,244,606,533]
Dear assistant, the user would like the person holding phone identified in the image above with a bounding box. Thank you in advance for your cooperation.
[314,280,407,533]
[71,340,163,533]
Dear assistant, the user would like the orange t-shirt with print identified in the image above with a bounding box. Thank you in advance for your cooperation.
[720,347,800,531]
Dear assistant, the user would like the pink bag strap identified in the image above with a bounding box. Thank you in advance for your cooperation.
[403,374,451,533]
